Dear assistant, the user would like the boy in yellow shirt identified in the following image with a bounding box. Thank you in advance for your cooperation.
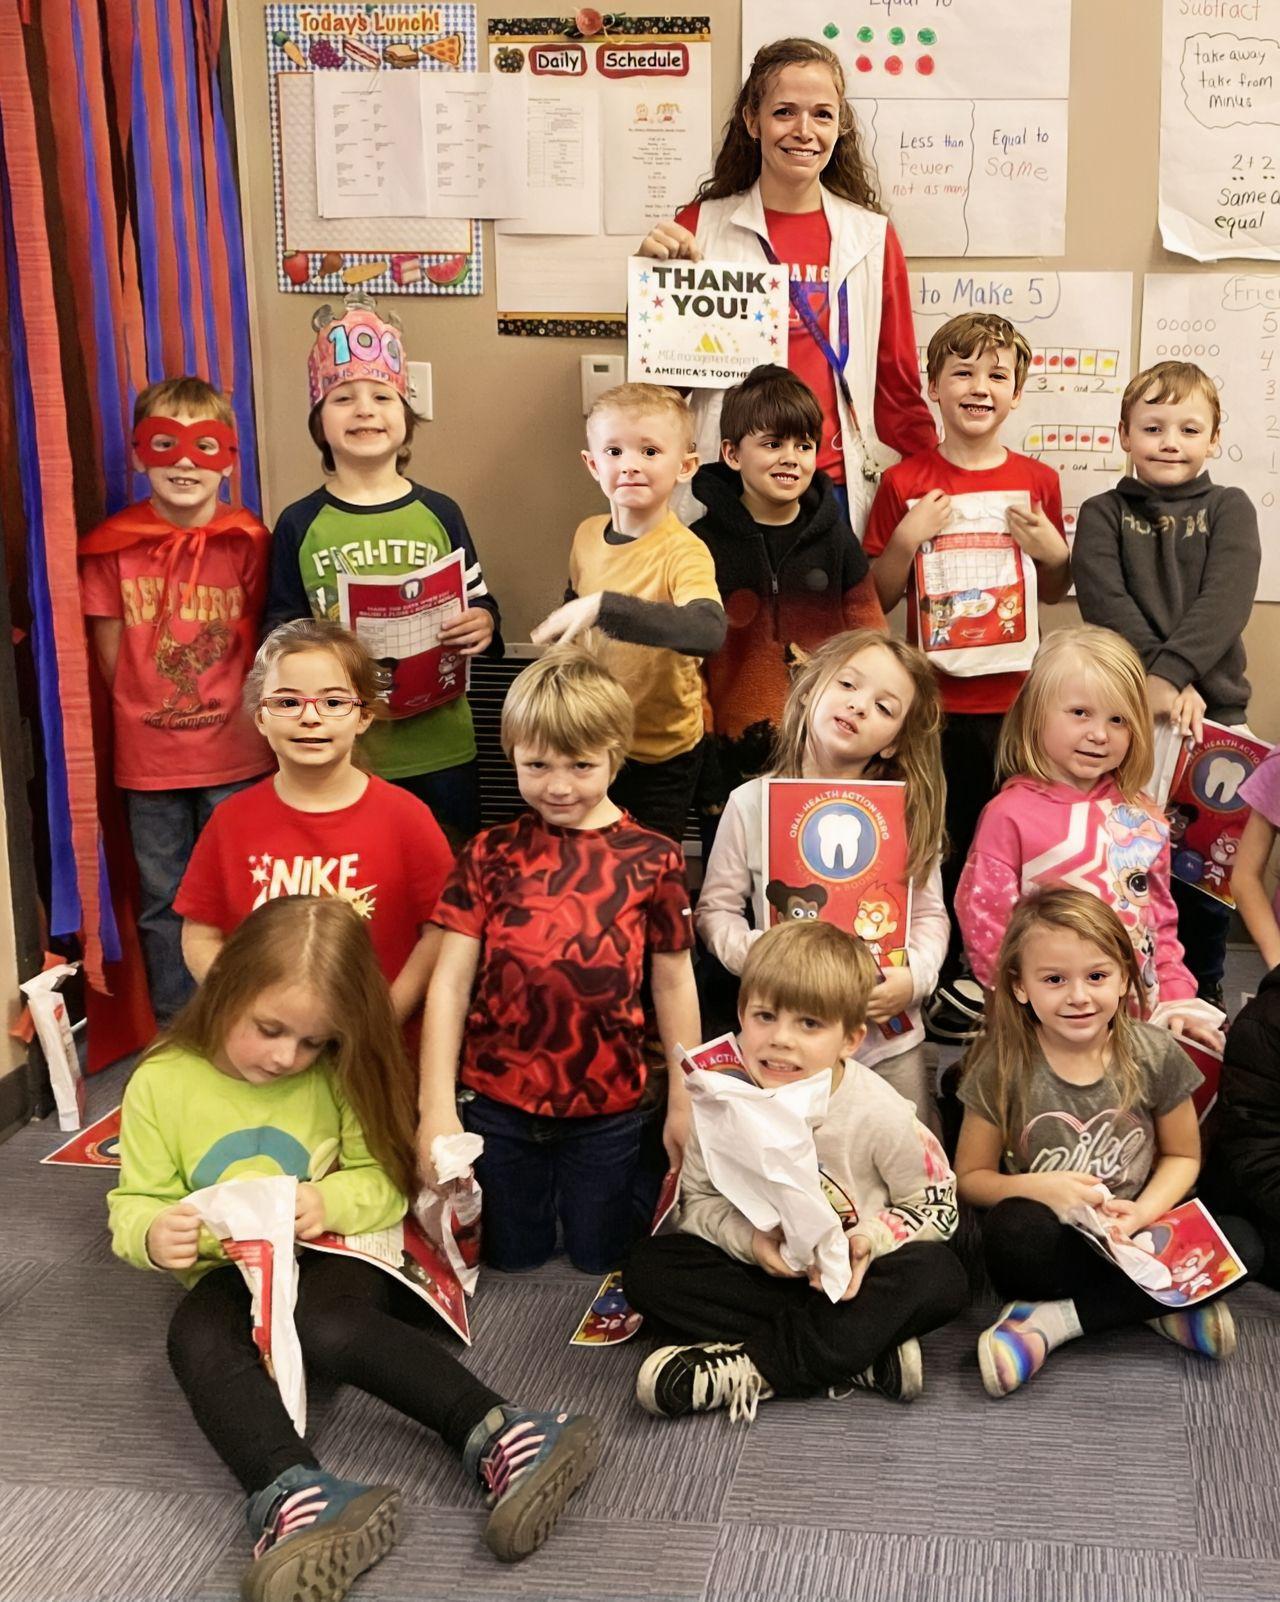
[533,384,725,843]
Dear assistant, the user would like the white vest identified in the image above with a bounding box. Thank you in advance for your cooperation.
[678,181,892,533]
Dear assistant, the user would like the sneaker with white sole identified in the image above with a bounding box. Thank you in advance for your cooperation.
[242,1466,400,1602]
[829,1337,923,1403]
[636,1341,773,1423]
[462,1405,600,1562]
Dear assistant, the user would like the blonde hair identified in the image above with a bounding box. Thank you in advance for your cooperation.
[998,626,1154,802]
[148,898,419,1199]
[1120,361,1221,435]
[694,38,881,212]
[964,888,1147,1151]
[770,630,946,882]
[740,920,878,1037]
[134,376,234,430]
[926,313,1033,394]
[501,646,634,778]
[244,618,389,719]
[585,383,695,451]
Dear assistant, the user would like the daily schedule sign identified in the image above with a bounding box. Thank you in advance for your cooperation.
[627,258,789,386]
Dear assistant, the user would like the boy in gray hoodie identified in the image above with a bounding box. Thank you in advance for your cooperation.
[1073,360,1261,1005]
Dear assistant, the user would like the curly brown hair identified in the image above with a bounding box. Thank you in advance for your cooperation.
[693,38,881,212]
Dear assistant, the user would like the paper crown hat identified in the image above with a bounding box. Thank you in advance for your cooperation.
[308,297,408,409]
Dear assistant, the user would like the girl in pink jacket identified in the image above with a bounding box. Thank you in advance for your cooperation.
[956,626,1223,1052]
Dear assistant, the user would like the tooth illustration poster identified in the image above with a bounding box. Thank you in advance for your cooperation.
[1153,719,1270,908]
[762,779,912,974]
[627,257,789,387]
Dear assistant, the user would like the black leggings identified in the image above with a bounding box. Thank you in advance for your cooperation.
[167,1255,503,1495]
[980,1198,1265,1333]
[623,1233,969,1395]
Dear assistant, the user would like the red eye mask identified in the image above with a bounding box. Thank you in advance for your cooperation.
[132,417,238,472]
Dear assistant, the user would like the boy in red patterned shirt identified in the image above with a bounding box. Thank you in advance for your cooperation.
[419,648,701,1273]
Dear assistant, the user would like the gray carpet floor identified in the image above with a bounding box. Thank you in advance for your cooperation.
[2,951,1279,1602]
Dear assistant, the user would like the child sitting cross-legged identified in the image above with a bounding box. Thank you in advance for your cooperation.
[623,920,966,1423]
[955,887,1261,1399]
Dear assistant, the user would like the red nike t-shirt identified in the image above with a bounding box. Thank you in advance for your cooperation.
[675,203,934,481]
[175,774,452,982]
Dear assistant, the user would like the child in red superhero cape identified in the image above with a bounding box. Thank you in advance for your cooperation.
[79,377,272,1023]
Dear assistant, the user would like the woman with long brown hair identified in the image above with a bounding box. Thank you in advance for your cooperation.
[638,37,935,528]
[108,896,598,1598]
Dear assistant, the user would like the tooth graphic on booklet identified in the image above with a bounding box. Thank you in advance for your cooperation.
[816,809,864,872]
[1203,754,1248,805]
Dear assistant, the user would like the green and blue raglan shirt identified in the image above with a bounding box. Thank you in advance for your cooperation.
[108,1044,406,1288]
[266,484,503,778]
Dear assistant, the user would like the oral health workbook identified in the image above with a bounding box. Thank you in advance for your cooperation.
[761,779,913,997]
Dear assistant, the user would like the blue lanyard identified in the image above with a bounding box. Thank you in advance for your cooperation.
[755,232,858,426]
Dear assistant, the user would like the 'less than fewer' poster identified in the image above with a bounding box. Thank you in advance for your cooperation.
[740,0,1070,258]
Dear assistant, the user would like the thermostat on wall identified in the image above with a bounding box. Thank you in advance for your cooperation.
[580,353,624,416]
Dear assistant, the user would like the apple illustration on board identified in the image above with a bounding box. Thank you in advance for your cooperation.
[282,251,310,286]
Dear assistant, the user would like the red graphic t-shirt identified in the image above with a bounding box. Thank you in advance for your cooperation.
[432,810,695,1118]
[79,506,271,791]
[174,774,452,982]
[863,447,1066,715]
[675,204,934,482]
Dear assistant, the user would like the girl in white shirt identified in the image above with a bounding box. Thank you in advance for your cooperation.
[697,628,948,1127]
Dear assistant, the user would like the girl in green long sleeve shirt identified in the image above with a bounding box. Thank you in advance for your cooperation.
[109,896,598,1601]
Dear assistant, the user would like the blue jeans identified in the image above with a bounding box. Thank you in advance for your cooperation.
[125,780,255,1024]
[461,1092,646,1273]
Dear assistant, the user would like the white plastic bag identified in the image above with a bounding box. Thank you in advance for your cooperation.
[910,490,1038,677]
[186,1174,307,1434]
[20,964,83,1131]
[413,1132,483,1296]
[687,1068,851,1301]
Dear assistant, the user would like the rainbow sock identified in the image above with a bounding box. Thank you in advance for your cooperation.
[978,1299,1082,1398]
[1149,1302,1237,1359]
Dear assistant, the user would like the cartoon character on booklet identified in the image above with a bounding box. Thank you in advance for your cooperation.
[997,593,1022,638]
[1204,833,1237,893]
[765,879,828,922]
[588,1281,643,1340]
[1167,803,1198,849]
[853,890,901,964]
[924,588,995,647]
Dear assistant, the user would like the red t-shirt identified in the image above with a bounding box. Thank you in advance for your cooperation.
[432,810,695,1118]
[863,447,1066,715]
[80,530,271,791]
[675,203,935,481]
[174,774,452,981]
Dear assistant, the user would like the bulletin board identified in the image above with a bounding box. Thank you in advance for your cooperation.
[266,2,483,294]
[488,14,712,336]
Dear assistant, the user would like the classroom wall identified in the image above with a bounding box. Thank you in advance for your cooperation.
[228,0,1280,742]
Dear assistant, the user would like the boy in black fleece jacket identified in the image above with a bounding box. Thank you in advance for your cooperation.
[1073,361,1261,1004]
[689,366,885,829]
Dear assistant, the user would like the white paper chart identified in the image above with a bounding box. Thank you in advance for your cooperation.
[910,272,1133,542]
[312,70,429,219]
[1141,274,1280,600]
[1160,0,1280,261]
[740,0,1070,258]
